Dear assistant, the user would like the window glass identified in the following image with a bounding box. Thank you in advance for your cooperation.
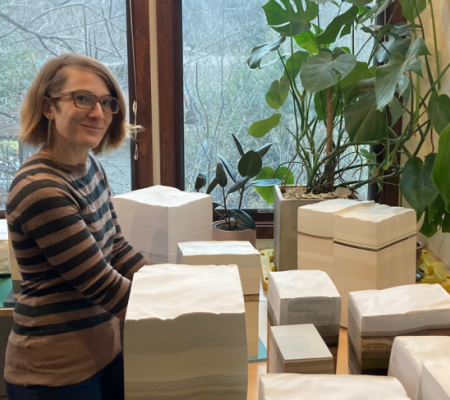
[0,0,130,207]
[182,0,372,207]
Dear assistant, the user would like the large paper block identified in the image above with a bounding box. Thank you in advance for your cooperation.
[245,295,260,359]
[113,186,212,264]
[297,234,334,279]
[267,270,340,363]
[297,199,373,238]
[333,203,416,249]
[334,236,416,327]
[258,374,411,400]
[348,284,450,375]
[421,359,450,400]
[177,241,260,295]
[124,264,248,400]
[268,324,334,374]
[388,336,450,400]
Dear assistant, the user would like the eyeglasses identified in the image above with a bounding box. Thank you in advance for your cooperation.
[49,91,120,114]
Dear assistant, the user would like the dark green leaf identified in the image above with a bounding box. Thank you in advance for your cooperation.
[400,0,427,23]
[212,202,222,210]
[419,195,445,238]
[216,163,227,187]
[255,143,273,158]
[300,49,357,92]
[218,155,237,183]
[284,51,309,82]
[401,154,439,215]
[238,151,263,177]
[345,93,388,142]
[206,178,218,195]
[230,209,256,230]
[247,33,286,69]
[429,92,450,134]
[263,0,319,37]
[266,75,290,109]
[227,175,253,195]
[232,134,245,156]
[316,6,358,45]
[387,96,404,127]
[195,172,207,191]
[248,114,281,138]
[433,124,450,212]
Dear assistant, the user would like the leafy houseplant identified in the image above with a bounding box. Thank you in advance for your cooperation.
[196,134,278,231]
[247,0,450,239]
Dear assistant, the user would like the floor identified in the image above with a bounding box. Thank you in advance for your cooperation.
[247,286,348,400]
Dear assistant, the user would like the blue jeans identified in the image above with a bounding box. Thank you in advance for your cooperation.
[6,353,124,400]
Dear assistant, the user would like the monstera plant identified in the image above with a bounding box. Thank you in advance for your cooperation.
[247,0,450,237]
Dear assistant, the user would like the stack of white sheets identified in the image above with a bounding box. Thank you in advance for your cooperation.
[267,270,341,362]
[112,185,212,264]
[348,284,450,375]
[388,336,450,400]
[124,264,248,400]
[258,374,411,400]
[421,358,450,400]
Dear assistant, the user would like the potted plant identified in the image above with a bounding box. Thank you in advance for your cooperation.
[196,134,279,247]
[246,0,450,269]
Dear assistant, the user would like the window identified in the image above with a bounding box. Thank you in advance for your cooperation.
[0,0,131,208]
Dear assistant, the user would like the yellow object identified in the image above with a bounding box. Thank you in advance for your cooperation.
[260,249,276,291]
[418,250,450,292]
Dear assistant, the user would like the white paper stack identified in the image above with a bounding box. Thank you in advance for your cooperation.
[297,199,373,279]
[177,240,261,358]
[258,374,411,400]
[177,241,260,295]
[333,204,416,326]
[388,336,450,400]
[421,358,450,400]
[124,264,248,400]
[267,270,341,363]
[112,185,212,264]
[348,284,450,375]
[268,324,334,374]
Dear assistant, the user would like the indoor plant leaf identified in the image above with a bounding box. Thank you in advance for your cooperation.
[401,154,439,215]
[247,33,286,69]
[432,124,450,212]
[227,175,253,195]
[206,178,218,195]
[254,166,294,204]
[232,134,245,157]
[399,0,427,23]
[300,49,357,92]
[266,75,290,109]
[387,96,404,127]
[230,209,256,230]
[262,0,319,37]
[238,151,263,178]
[284,50,309,82]
[294,30,320,54]
[194,172,206,192]
[345,93,388,142]
[215,162,228,187]
[255,143,273,158]
[316,5,358,45]
[419,194,445,238]
[429,92,450,134]
[218,155,237,183]
[248,114,281,138]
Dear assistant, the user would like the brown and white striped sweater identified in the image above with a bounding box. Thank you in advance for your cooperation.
[4,152,147,387]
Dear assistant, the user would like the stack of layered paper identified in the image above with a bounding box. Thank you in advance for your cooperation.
[421,358,450,400]
[267,270,341,364]
[258,374,411,400]
[388,336,450,400]
[348,284,450,375]
[333,203,416,326]
[177,240,261,358]
[124,264,248,400]
[112,185,212,264]
[268,324,334,374]
[297,199,372,280]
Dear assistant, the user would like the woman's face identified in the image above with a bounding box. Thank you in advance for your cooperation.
[46,67,113,153]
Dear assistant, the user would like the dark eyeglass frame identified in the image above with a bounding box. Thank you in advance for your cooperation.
[49,90,120,114]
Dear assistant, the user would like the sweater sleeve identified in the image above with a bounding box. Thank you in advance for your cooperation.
[109,198,147,280]
[8,177,132,320]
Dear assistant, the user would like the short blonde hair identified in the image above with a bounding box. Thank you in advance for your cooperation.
[20,54,127,154]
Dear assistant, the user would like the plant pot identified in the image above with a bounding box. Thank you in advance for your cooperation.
[274,185,323,271]
[212,221,256,248]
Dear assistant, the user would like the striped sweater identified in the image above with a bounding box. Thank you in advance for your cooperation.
[4,152,147,387]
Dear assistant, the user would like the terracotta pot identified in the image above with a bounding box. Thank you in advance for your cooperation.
[212,221,256,248]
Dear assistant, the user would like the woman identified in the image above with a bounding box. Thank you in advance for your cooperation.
[5,54,147,400]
